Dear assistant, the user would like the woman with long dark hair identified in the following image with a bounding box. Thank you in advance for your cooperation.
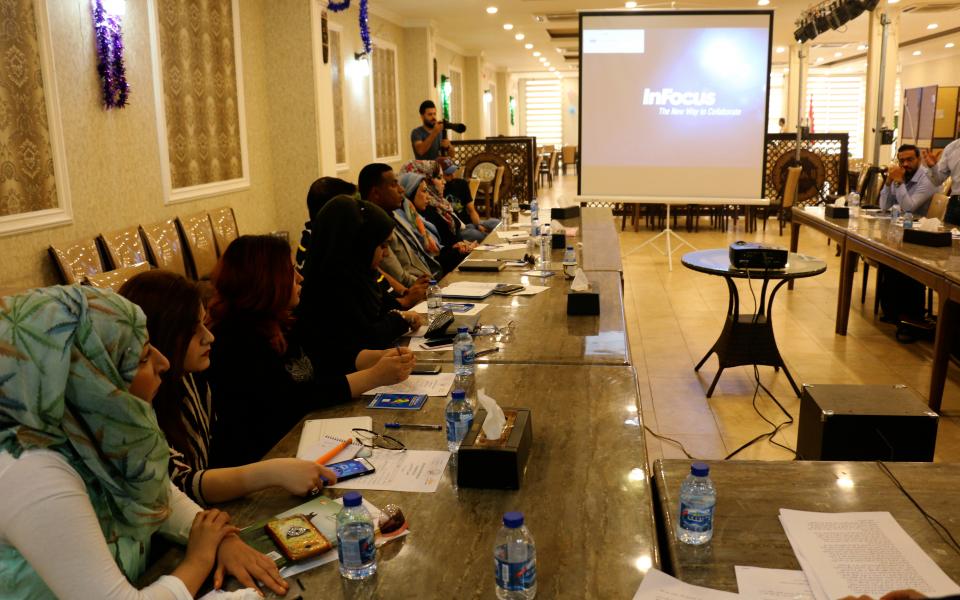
[120,270,337,505]
[206,235,414,467]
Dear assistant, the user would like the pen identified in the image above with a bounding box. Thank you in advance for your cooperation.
[385,422,443,430]
[315,437,352,465]
[475,347,499,358]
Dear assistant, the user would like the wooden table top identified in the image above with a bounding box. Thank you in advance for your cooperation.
[149,364,658,599]
[653,459,960,592]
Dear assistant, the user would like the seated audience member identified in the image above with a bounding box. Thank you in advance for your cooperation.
[298,197,422,357]
[437,156,499,242]
[120,270,337,505]
[297,176,358,273]
[399,161,476,266]
[0,285,286,598]
[359,163,442,285]
[399,171,473,272]
[206,235,415,468]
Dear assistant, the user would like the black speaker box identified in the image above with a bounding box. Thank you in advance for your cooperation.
[796,384,938,461]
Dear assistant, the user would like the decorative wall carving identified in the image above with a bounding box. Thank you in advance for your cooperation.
[765,133,849,206]
[450,137,535,202]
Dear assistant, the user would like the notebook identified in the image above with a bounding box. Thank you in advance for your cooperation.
[458,260,506,272]
[441,281,499,299]
[296,416,372,459]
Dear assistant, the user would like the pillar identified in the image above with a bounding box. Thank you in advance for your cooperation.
[863,9,900,164]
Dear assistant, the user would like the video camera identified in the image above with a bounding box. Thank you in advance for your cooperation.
[439,120,467,134]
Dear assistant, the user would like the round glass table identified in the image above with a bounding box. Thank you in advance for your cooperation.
[681,249,827,397]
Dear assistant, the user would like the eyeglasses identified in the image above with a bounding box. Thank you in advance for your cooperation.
[352,428,406,451]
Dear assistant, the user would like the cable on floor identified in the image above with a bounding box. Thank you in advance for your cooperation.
[724,365,796,460]
[643,425,699,460]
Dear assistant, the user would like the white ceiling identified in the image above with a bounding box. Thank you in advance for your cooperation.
[369,0,960,74]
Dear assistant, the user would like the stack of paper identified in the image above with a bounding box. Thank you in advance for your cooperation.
[363,373,455,397]
[779,509,960,600]
[296,417,372,459]
[632,569,739,599]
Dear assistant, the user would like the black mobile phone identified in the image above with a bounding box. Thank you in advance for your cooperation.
[325,458,375,482]
[412,364,442,375]
[424,336,454,347]
[493,284,525,295]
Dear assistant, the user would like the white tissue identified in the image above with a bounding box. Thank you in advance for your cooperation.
[916,217,942,232]
[834,196,847,207]
[571,268,591,292]
[477,389,507,440]
[551,219,564,231]
[198,589,262,600]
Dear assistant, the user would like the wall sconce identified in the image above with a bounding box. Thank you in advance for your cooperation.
[483,89,493,104]
[349,52,370,78]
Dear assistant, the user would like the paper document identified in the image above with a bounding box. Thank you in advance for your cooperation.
[779,509,960,600]
[410,300,488,316]
[441,281,499,299]
[363,373,455,396]
[296,417,372,458]
[296,435,362,464]
[485,243,527,253]
[632,569,739,599]
[510,284,549,296]
[734,566,814,600]
[330,448,450,493]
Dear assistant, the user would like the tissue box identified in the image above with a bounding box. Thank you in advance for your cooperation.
[567,286,600,315]
[903,228,952,247]
[457,408,532,489]
[552,232,567,249]
[824,205,849,218]
[550,205,580,220]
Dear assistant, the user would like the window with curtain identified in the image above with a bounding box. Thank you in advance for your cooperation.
[806,74,866,158]
[330,29,346,167]
[523,79,562,147]
[767,72,785,133]
[371,44,399,160]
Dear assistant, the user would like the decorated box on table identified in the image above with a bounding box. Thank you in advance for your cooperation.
[567,285,600,315]
[903,228,952,247]
[457,408,533,490]
[824,205,849,218]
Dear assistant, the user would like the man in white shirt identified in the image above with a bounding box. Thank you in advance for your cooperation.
[922,139,960,223]
[879,144,936,217]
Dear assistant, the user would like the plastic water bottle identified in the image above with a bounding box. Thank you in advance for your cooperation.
[890,204,901,222]
[676,462,716,545]
[427,279,442,320]
[538,223,551,270]
[531,215,540,238]
[494,512,537,599]
[847,191,861,218]
[336,491,377,579]
[453,327,475,376]
[530,198,538,223]
[563,246,576,265]
[445,389,474,453]
[903,211,914,229]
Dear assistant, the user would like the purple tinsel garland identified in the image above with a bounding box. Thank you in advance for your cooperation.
[92,0,129,109]
[327,0,371,55]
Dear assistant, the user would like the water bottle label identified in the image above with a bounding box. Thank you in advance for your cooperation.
[337,531,375,567]
[495,556,537,591]
[446,414,473,443]
[461,348,475,366]
[679,501,714,533]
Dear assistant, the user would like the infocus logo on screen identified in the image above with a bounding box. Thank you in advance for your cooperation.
[641,88,717,106]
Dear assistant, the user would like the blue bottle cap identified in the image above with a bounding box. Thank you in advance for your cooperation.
[691,462,710,477]
[503,511,524,528]
[343,491,363,507]
[452,390,466,401]
[457,326,468,333]
[567,246,574,250]
[429,279,437,285]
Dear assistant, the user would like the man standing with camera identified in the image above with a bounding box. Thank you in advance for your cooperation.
[411,100,450,160]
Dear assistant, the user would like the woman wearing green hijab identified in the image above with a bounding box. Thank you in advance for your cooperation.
[0,286,286,599]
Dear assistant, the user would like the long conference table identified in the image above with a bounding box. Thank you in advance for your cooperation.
[790,206,960,411]
[145,207,660,598]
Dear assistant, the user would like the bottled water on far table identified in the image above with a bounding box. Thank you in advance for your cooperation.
[445,389,474,453]
[847,191,861,218]
[453,327,475,376]
[538,224,551,270]
[494,511,537,599]
[337,491,377,579]
[676,461,716,545]
[427,279,442,321]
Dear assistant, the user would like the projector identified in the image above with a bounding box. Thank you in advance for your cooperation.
[729,241,788,270]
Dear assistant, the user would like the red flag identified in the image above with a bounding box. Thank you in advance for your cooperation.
[808,97,815,133]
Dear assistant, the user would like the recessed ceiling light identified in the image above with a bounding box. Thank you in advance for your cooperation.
[816,57,824,63]
[524,43,533,49]
[486,6,498,14]
[539,57,547,62]
[947,42,956,49]
[857,44,867,51]
[834,51,843,58]
[888,0,900,3]
[515,33,525,41]
[533,51,541,57]
[625,1,638,7]
[549,67,557,72]
[544,61,551,66]
[928,23,939,30]
[776,46,786,53]
[503,23,513,30]
[912,50,922,56]
[757,0,770,5]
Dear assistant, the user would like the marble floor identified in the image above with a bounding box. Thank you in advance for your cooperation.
[534,172,960,465]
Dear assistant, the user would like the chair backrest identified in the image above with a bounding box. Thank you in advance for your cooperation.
[548,151,559,170]
[209,206,239,256]
[782,166,803,210]
[99,226,149,269]
[492,166,506,203]
[534,154,544,173]
[468,178,481,201]
[561,145,576,163]
[942,177,953,195]
[49,238,105,284]
[83,262,151,290]
[176,212,219,280]
[928,193,949,221]
[140,219,188,277]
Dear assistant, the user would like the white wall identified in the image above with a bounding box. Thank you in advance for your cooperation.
[899,55,960,90]
[562,77,579,147]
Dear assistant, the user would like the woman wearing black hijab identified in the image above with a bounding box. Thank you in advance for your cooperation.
[296,197,422,359]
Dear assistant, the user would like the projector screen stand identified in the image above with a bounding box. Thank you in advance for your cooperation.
[623,204,696,271]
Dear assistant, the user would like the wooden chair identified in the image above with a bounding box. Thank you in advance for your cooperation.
[467,179,481,203]
[49,238,105,284]
[209,206,239,256]
[490,166,505,217]
[928,193,950,221]
[475,166,505,218]
[539,152,555,188]
[99,226,149,269]
[533,154,545,189]
[778,165,802,236]
[140,219,188,277]
[84,262,151,290]
[561,145,577,175]
[176,212,219,280]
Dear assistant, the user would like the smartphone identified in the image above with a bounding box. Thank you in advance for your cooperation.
[424,336,454,348]
[493,284,525,295]
[412,364,442,375]
[325,458,375,482]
